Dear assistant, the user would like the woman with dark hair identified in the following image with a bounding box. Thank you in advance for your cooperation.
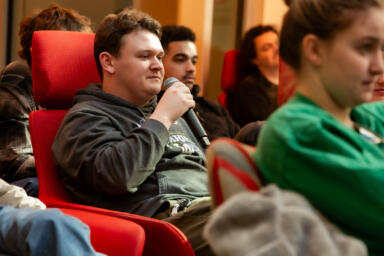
[227,25,279,127]
[255,0,384,253]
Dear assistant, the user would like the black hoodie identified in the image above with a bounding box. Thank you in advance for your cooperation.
[52,83,208,217]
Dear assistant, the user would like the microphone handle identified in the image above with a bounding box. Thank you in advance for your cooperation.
[184,109,210,148]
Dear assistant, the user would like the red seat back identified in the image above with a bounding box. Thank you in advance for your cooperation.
[220,49,241,108]
[278,59,297,106]
[30,30,194,256]
[32,31,100,109]
[30,110,70,203]
[31,31,99,201]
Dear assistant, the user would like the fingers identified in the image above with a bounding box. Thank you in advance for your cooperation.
[167,82,194,106]
[171,81,191,94]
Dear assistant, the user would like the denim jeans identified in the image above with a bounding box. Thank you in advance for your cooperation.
[0,206,104,256]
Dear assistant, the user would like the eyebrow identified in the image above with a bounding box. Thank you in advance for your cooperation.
[173,53,198,59]
[260,42,275,48]
[360,36,380,43]
[137,49,164,55]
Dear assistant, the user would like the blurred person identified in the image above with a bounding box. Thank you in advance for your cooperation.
[52,9,213,255]
[255,0,384,254]
[227,25,279,127]
[0,4,91,196]
[160,25,240,141]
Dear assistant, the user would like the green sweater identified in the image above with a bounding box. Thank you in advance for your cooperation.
[254,93,384,255]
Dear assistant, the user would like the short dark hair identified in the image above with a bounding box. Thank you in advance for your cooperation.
[94,8,161,79]
[160,25,196,51]
[238,25,278,77]
[280,0,381,70]
[18,4,91,66]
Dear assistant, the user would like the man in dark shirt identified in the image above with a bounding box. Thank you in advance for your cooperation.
[160,25,240,141]
[53,9,213,255]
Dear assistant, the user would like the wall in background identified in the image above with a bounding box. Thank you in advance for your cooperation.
[0,0,9,70]
[206,0,239,100]
[243,0,287,35]
[263,0,288,31]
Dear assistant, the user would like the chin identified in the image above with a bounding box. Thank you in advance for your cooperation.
[183,82,194,90]
[371,94,384,102]
[357,94,373,105]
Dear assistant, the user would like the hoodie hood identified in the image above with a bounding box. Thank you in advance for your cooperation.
[74,83,156,116]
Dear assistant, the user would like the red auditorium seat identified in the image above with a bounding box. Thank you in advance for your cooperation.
[60,208,145,256]
[219,49,241,109]
[30,30,195,256]
[278,59,297,106]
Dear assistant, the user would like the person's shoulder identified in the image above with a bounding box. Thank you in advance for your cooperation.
[0,60,32,96]
[237,75,257,89]
[268,94,324,125]
[354,101,384,118]
[196,95,229,116]
[1,60,31,80]
[353,101,384,135]
[196,96,220,107]
[259,94,332,144]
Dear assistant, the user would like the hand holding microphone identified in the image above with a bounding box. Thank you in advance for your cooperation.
[163,77,210,148]
[150,77,195,129]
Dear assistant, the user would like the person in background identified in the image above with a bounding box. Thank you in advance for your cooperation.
[0,4,91,196]
[52,9,213,255]
[0,178,103,256]
[160,25,240,141]
[227,25,279,127]
[255,0,384,254]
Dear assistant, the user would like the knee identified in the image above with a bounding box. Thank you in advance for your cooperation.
[31,209,88,235]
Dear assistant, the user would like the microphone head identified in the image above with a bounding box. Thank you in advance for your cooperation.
[164,77,179,90]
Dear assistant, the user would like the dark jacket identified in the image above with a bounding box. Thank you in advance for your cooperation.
[159,85,240,142]
[52,83,208,217]
[227,71,278,127]
[0,60,40,182]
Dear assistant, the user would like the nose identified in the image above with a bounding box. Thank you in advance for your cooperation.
[370,51,384,76]
[186,60,196,73]
[150,57,163,71]
[377,74,384,86]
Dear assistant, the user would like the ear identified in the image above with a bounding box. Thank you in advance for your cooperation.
[99,52,115,75]
[301,34,324,66]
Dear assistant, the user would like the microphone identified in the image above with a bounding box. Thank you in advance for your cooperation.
[164,77,210,148]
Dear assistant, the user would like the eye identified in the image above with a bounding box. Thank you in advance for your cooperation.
[358,43,375,54]
[174,57,186,63]
[139,55,150,59]
[261,44,273,52]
